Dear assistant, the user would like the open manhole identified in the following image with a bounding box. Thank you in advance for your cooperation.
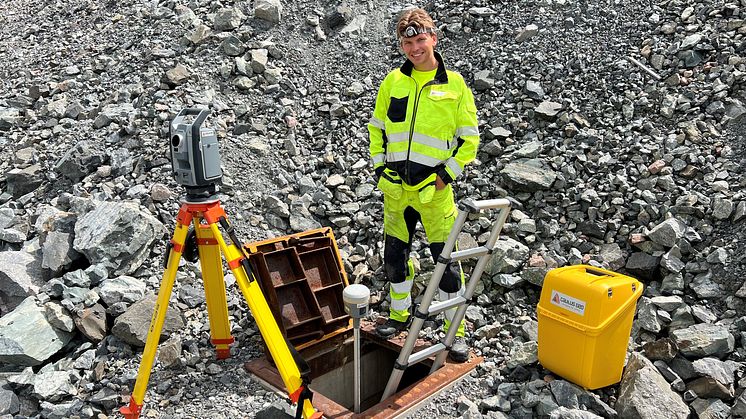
[245,322,481,418]
[243,228,482,417]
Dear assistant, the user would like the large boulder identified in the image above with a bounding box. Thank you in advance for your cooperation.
[0,251,46,314]
[73,201,166,276]
[500,162,557,191]
[112,294,184,347]
[0,297,73,366]
[616,352,689,419]
[670,323,735,358]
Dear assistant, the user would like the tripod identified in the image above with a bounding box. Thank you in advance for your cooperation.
[120,197,320,419]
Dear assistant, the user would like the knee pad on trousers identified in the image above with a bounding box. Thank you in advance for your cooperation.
[384,234,411,283]
[430,242,463,293]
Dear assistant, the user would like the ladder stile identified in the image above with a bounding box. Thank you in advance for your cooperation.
[380,197,511,402]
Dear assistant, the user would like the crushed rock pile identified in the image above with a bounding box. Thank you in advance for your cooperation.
[0,0,744,417]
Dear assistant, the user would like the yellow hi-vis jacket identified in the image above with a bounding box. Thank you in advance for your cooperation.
[368,52,479,188]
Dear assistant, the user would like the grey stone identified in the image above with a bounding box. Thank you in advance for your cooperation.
[340,15,366,35]
[99,276,146,306]
[0,389,19,415]
[661,272,684,294]
[500,162,557,191]
[157,335,182,368]
[706,248,728,265]
[691,398,731,419]
[650,295,684,312]
[493,273,523,288]
[732,390,746,417]
[0,251,45,313]
[214,7,245,31]
[164,64,190,86]
[680,33,703,50]
[54,140,106,182]
[250,49,269,73]
[178,285,206,308]
[42,231,81,274]
[653,360,684,389]
[150,183,172,202]
[473,70,495,91]
[93,103,135,129]
[112,294,185,347]
[692,357,738,386]
[599,243,625,271]
[234,76,256,90]
[507,341,538,368]
[186,24,212,45]
[625,252,660,281]
[326,4,352,29]
[0,297,73,366]
[485,236,529,275]
[535,101,562,119]
[646,218,687,247]
[712,197,734,220]
[5,165,42,198]
[670,323,735,358]
[525,80,545,100]
[222,35,245,56]
[39,401,75,419]
[73,348,96,370]
[616,352,689,419]
[73,201,166,276]
[637,297,661,333]
[33,371,75,402]
[255,0,282,24]
[516,24,539,42]
[43,302,75,332]
[0,108,21,131]
[548,380,584,408]
[89,386,119,411]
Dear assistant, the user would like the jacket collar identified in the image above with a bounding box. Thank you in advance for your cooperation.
[400,51,448,83]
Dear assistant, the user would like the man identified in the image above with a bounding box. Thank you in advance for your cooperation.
[367,8,480,362]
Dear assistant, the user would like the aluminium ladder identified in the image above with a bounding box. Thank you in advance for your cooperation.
[380,197,512,401]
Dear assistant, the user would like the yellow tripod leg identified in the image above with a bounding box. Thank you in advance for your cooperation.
[121,220,189,419]
[194,219,233,359]
[208,221,319,419]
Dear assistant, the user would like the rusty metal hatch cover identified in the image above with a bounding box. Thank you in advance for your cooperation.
[243,227,352,349]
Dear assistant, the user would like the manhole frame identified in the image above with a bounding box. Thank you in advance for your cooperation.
[245,320,483,418]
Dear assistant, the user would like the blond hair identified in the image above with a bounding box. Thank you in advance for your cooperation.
[396,8,436,38]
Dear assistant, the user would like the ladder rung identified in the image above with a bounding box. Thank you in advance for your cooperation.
[408,343,446,366]
[451,246,490,261]
[428,296,466,316]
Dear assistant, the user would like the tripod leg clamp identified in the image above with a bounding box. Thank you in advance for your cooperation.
[290,384,319,419]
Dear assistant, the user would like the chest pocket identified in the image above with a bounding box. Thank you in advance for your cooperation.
[387,88,410,123]
[421,89,459,135]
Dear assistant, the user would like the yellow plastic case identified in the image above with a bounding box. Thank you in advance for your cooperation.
[537,265,643,389]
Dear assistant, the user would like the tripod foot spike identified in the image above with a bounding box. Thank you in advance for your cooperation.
[216,348,231,359]
[120,397,143,419]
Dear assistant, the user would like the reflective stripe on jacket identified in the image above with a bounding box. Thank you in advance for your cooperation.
[368,51,479,187]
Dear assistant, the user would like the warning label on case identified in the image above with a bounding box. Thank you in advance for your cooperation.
[550,290,586,316]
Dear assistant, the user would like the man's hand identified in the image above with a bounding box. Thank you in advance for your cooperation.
[435,175,446,190]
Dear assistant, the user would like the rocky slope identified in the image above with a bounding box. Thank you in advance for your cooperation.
[0,0,744,418]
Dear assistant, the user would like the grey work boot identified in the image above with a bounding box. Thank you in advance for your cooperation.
[375,318,409,338]
[448,336,469,363]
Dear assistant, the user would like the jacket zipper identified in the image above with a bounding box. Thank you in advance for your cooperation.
[404,77,441,184]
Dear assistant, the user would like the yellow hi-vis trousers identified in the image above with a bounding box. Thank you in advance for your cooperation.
[380,170,465,337]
